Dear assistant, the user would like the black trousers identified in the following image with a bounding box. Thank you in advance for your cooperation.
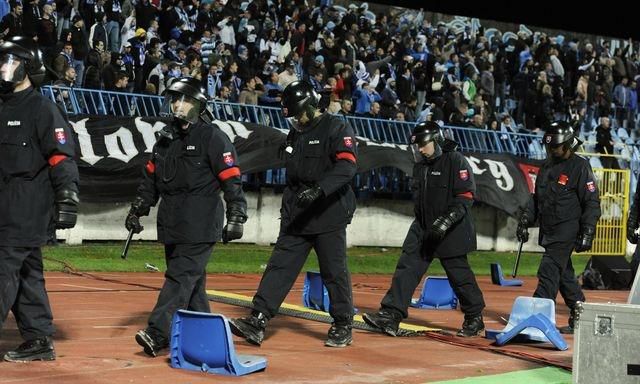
[533,240,586,309]
[380,223,485,318]
[631,246,640,279]
[252,228,353,324]
[0,247,55,340]
[147,243,214,339]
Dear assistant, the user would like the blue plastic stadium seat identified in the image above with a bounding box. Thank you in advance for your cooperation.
[490,263,523,286]
[302,271,331,312]
[410,276,458,309]
[485,296,567,350]
[495,314,568,351]
[170,310,267,376]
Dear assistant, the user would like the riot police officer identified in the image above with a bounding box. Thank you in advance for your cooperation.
[627,178,640,278]
[363,121,486,338]
[0,36,80,362]
[517,121,601,334]
[229,80,358,348]
[126,77,248,357]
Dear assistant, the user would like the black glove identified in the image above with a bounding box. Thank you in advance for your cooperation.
[429,207,465,242]
[628,214,639,244]
[516,213,530,243]
[222,216,244,244]
[575,226,595,253]
[54,189,79,229]
[125,212,144,234]
[124,197,148,234]
[296,184,324,210]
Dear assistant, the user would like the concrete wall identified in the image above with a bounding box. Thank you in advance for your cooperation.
[58,190,550,253]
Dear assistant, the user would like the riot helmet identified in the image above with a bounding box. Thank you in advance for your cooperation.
[0,36,45,93]
[542,120,582,159]
[409,121,444,162]
[160,77,209,125]
[281,80,320,131]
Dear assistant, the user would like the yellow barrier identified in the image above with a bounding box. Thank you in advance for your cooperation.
[583,168,630,256]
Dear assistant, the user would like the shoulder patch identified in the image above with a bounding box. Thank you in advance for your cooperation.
[223,152,235,166]
[343,136,353,148]
[459,169,469,181]
[586,181,596,192]
[54,128,67,144]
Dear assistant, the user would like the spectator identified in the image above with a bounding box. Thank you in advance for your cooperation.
[119,11,136,51]
[83,39,105,89]
[21,0,39,38]
[595,116,619,169]
[88,12,108,50]
[339,99,353,116]
[365,101,381,119]
[52,66,77,111]
[613,77,630,129]
[398,95,418,122]
[259,71,283,107]
[102,51,123,90]
[0,2,23,40]
[52,42,73,79]
[69,15,90,87]
[353,81,380,116]
[379,78,399,119]
[238,76,264,106]
[128,27,147,92]
[37,3,58,58]
[104,0,122,52]
[278,62,298,89]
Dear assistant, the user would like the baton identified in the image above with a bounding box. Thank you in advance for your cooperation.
[121,228,134,259]
[512,239,524,278]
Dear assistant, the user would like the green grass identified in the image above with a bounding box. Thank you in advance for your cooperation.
[42,242,592,276]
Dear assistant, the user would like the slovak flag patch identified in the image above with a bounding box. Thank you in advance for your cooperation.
[459,169,469,181]
[54,128,66,144]
[343,136,353,148]
[586,181,596,192]
[223,152,235,166]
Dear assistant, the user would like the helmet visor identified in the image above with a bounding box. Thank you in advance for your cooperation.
[410,143,424,163]
[0,53,23,83]
[160,92,202,124]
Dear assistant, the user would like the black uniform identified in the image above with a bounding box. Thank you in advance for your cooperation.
[0,87,79,339]
[524,153,601,309]
[134,120,247,340]
[379,145,485,318]
[251,112,357,324]
[628,174,640,277]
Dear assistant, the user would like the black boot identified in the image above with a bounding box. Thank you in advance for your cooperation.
[4,336,56,362]
[135,329,168,357]
[325,323,353,347]
[559,307,578,334]
[229,311,268,346]
[457,314,485,337]
[363,309,402,336]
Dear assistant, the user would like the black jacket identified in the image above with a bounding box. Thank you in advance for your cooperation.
[136,120,247,244]
[0,88,79,246]
[525,154,601,245]
[412,146,476,258]
[280,113,358,234]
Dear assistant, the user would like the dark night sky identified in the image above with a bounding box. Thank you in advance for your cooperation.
[368,1,637,40]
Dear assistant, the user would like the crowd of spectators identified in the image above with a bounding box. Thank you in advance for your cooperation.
[1,0,639,141]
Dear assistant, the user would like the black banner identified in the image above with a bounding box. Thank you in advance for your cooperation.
[69,116,541,216]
